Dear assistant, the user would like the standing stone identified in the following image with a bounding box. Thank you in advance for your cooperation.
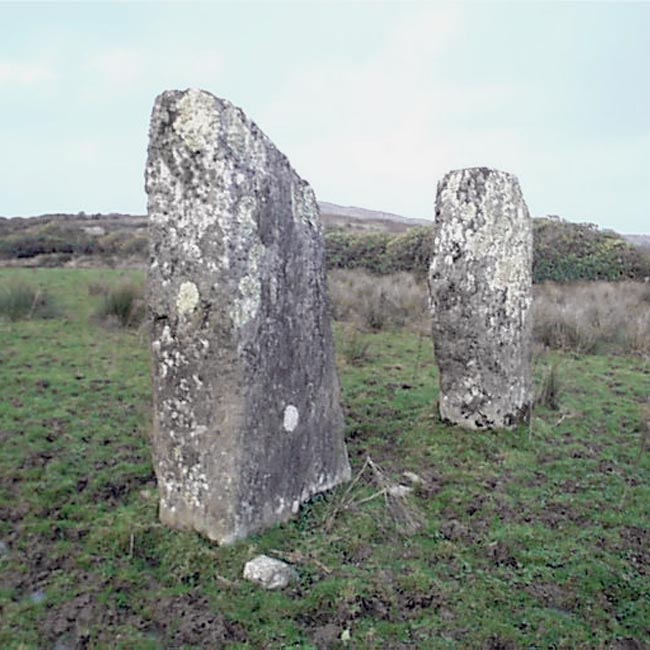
[428,167,533,430]
[145,88,350,544]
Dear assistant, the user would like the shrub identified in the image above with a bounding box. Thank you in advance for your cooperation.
[96,282,145,328]
[0,223,97,260]
[533,217,650,283]
[324,218,650,284]
[385,227,434,277]
[325,231,392,274]
[97,231,148,258]
[0,282,59,321]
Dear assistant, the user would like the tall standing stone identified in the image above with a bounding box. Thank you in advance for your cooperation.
[145,89,350,544]
[428,167,533,430]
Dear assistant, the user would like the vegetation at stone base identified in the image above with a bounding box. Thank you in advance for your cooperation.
[1,267,648,649]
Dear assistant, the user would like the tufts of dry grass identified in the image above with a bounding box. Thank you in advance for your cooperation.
[533,281,650,355]
[329,271,649,357]
[328,269,429,332]
[0,282,59,321]
[95,282,145,328]
[535,361,562,410]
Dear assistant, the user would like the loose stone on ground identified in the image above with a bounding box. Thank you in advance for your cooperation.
[243,555,298,590]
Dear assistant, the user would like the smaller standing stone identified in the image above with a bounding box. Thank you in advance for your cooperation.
[428,167,533,430]
[243,555,298,590]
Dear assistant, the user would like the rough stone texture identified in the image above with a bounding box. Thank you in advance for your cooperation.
[428,167,533,430]
[145,88,350,544]
[242,555,297,590]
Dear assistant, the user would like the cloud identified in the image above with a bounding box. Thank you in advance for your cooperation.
[0,59,57,86]
[83,47,223,93]
[260,5,533,218]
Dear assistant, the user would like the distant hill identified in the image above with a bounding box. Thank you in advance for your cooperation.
[622,234,650,250]
[0,202,430,237]
[318,202,430,234]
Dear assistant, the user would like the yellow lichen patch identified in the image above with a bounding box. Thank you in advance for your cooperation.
[176,281,200,316]
[173,89,220,152]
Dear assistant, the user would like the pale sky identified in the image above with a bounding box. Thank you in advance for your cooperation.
[1,1,648,233]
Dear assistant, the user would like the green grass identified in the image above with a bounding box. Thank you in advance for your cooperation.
[1,268,648,649]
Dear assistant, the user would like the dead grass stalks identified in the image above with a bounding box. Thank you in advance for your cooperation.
[535,362,561,410]
[328,269,428,332]
[533,281,650,356]
[324,456,424,536]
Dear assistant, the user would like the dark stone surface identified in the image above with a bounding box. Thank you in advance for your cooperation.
[428,167,533,430]
[145,89,350,543]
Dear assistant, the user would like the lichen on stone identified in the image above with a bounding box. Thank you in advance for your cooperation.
[429,167,533,431]
[146,88,350,545]
[291,180,320,229]
[173,88,220,152]
[176,281,199,316]
[229,243,264,329]
[283,405,299,432]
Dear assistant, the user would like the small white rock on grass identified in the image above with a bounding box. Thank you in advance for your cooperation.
[243,555,298,590]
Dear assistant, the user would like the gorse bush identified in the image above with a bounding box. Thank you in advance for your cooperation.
[3,213,648,283]
[96,282,145,328]
[325,228,433,276]
[325,231,392,274]
[533,217,650,282]
[385,227,435,278]
[97,231,148,257]
[0,218,148,263]
[0,222,99,260]
[0,282,58,321]
[324,218,650,283]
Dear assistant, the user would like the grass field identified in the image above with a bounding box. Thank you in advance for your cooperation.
[1,268,648,649]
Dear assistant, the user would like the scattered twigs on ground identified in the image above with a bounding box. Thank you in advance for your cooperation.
[324,455,424,536]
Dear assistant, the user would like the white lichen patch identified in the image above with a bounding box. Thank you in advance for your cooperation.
[235,196,257,238]
[173,89,220,152]
[291,180,320,229]
[225,108,250,155]
[229,243,264,328]
[176,281,199,316]
[224,105,267,167]
[283,405,299,432]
